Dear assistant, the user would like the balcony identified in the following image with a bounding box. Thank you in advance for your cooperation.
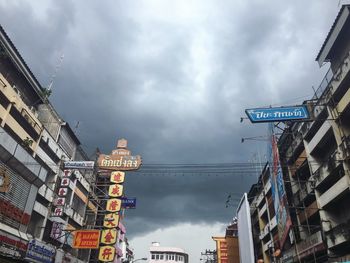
[318,175,349,208]
[307,121,332,155]
[298,200,319,223]
[38,185,54,202]
[0,126,47,187]
[296,231,325,260]
[33,201,49,217]
[312,150,342,188]
[269,216,277,230]
[257,192,265,207]
[258,203,267,218]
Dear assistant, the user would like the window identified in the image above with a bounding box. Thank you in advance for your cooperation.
[152,254,155,260]
[156,255,160,260]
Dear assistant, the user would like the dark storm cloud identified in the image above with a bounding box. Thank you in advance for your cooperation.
[0,0,340,240]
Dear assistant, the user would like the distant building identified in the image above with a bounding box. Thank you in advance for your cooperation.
[149,242,189,263]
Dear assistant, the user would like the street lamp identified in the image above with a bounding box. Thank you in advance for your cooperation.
[132,258,147,263]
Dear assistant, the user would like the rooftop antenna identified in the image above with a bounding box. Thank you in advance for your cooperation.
[47,54,64,92]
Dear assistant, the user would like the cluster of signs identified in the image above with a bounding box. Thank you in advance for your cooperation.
[71,139,141,262]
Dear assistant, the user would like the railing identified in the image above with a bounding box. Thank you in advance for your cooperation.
[313,67,333,101]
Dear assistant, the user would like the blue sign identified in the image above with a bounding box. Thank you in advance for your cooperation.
[25,239,56,263]
[121,197,136,209]
[245,105,310,123]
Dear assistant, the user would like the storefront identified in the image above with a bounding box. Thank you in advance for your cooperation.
[0,230,28,262]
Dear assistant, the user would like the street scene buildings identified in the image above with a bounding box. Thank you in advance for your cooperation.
[1,2,350,263]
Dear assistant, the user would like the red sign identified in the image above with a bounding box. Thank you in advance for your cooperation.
[73,230,100,249]
[0,198,30,225]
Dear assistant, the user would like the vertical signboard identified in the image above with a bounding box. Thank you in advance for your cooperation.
[268,123,292,249]
[237,193,255,263]
[97,138,142,261]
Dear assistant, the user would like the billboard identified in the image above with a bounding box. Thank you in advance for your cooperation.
[245,105,310,123]
[237,193,255,263]
[72,230,100,249]
[63,161,95,170]
[268,123,292,249]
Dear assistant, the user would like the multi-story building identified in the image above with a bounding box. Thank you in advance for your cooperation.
[246,4,350,262]
[247,164,278,263]
[149,242,189,263]
[0,24,97,262]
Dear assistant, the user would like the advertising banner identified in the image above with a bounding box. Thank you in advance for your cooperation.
[237,193,255,263]
[245,105,310,123]
[72,230,100,249]
[268,123,292,249]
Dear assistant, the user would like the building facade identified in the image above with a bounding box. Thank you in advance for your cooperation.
[0,24,97,262]
[246,4,350,262]
[149,242,189,263]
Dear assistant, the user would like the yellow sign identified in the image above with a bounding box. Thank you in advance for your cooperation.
[108,184,123,197]
[106,199,122,212]
[98,154,142,171]
[103,213,120,228]
[99,246,116,262]
[101,229,117,245]
[110,171,125,183]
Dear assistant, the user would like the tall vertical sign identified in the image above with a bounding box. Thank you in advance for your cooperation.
[268,123,292,249]
[97,138,142,262]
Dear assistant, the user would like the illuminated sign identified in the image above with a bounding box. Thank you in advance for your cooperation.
[103,213,120,228]
[64,161,95,170]
[110,171,125,183]
[97,154,142,171]
[245,105,310,123]
[108,184,123,197]
[100,229,117,245]
[99,246,116,262]
[106,199,122,212]
[72,230,100,249]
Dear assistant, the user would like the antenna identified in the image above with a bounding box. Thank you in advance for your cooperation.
[47,54,64,91]
[74,121,80,133]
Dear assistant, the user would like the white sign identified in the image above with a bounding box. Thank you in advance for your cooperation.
[61,178,70,187]
[63,170,72,177]
[58,188,67,196]
[53,207,63,217]
[53,198,66,206]
[237,193,255,263]
[64,161,94,170]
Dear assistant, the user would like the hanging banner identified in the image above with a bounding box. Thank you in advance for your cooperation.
[245,105,310,123]
[268,123,292,249]
[72,230,100,249]
[100,229,117,245]
[103,213,120,228]
[108,184,123,197]
[106,199,122,212]
[98,246,116,262]
[110,171,125,183]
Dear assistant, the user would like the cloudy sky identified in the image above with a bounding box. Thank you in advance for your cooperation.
[0,0,344,261]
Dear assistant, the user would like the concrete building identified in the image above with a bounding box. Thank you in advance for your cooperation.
[149,242,189,263]
[247,164,278,263]
[246,4,350,262]
[0,24,97,262]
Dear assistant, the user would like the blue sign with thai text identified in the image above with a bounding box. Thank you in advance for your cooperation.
[25,239,56,263]
[245,105,310,123]
[121,197,136,209]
